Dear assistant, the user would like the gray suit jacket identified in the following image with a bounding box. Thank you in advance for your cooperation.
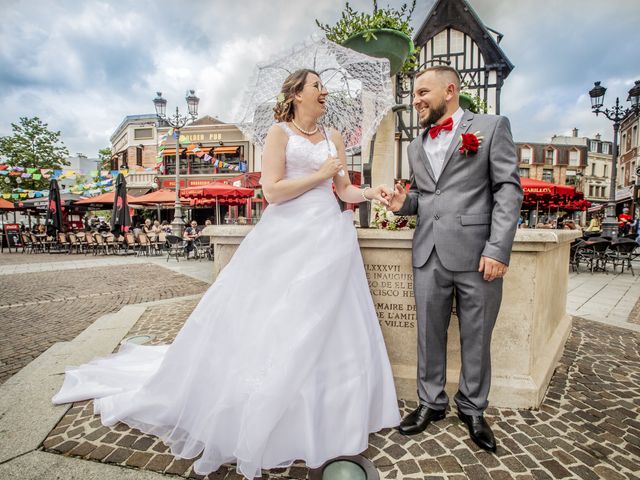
[397,111,523,271]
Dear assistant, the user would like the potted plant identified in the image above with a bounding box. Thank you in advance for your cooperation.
[316,0,419,76]
[459,90,489,114]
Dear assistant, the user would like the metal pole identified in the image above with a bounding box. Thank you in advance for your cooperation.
[602,115,620,238]
[171,110,185,237]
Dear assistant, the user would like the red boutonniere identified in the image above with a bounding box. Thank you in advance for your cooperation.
[459,131,484,155]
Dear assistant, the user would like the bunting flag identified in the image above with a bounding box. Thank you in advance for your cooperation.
[203,153,212,162]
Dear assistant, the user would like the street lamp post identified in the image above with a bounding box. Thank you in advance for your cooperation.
[153,90,199,237]
[588,80,640,238]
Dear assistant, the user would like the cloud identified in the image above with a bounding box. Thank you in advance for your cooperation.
[1,0,639,156]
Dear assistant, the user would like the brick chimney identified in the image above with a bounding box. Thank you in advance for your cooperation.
[572,128,578,137]
[595,133,601,141]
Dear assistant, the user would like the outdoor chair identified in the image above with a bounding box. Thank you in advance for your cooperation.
[165,234,185,262]
[606,239,638,275]
[194,235,213,261]
[574,238,610,273]
[67,233,82,254]
[57,232,70,253]
[29,233,44,253]
[104,233,119,254]
[136,232,152,256]
[570,239,585,273]
[83,231,96,255]
[152,232,166,255]
[123,232,137,254]
[20,233,34,254]
[93,233,108,255]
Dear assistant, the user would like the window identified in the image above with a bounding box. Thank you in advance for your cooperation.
[633,126,638,148]
[569,150,580,166]
[518,168,529,178]
[520,147,532,164]
[544,149,555,165]
[542,169,553,182]
[450,29,464,53]
[136,147,143,166]
[433,30,447,55]
[134,128,153,140]
[603,164,608,177]
[590,140,598,151]
[602,186,607,198]
[603,143,610,154]
[591,163,596,176]
[622,133,628,152]
[589,185,594,196]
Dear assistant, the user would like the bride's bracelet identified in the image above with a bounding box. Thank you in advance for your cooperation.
[361,187,371,202]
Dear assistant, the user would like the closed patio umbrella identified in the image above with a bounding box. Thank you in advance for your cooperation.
[111,174,131,235]
[45,179,63,236]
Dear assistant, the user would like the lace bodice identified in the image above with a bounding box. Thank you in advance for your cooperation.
[278,123,337,189]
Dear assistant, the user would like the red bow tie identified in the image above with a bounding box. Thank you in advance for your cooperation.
[428,117,454,139]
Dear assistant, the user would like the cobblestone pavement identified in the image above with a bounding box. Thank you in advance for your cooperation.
[0,264,208,384]
[42,298,640,479]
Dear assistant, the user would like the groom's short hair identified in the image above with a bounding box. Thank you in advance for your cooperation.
[416,66,461,92]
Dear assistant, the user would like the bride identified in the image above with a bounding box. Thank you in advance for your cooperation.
[53,69,401,479]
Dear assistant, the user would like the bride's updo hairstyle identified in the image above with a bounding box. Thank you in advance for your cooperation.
[273,69,320,122]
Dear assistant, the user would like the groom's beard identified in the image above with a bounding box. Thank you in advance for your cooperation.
[418,99,447,128]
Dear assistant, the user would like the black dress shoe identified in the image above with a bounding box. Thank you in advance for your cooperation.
[398,405,446,435]
[457,411,497,452]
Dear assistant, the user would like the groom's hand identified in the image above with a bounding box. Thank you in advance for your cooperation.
[479,256,508,282]
[388,182,407,212]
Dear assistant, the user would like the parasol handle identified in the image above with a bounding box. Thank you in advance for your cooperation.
[322,125,345,177]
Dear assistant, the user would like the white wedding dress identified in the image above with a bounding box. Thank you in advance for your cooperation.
[53,123,400,479]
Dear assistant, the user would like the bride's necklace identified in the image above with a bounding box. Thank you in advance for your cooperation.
[291,119,319,136]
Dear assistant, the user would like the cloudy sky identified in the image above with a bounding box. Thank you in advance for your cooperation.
[1,0,639,158]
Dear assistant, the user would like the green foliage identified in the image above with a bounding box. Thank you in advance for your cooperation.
[316,0,420,73]
[98,147,112,171]
[0,116,69,193]
[460,88,489,114]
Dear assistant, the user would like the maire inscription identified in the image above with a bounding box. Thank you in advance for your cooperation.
[365,263,416,329]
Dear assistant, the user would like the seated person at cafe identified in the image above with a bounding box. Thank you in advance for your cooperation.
[97,221,110,233]
[183,221,201,256]
[618,207,632,235]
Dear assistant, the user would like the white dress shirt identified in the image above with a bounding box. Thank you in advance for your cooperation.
[423,107,464,181]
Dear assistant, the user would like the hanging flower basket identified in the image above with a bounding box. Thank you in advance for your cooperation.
[342,28,414,77]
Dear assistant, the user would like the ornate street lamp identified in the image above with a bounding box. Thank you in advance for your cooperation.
[153,90,199,236]
[588,79,640,238]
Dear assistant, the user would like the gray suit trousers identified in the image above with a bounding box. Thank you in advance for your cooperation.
[414,250,502,415]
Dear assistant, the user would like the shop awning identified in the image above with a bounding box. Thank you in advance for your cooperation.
[214,146,240,155]
[161,148,187,156]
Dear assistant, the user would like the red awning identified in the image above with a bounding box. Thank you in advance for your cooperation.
[520,178,575,197]
[223,172,262,188]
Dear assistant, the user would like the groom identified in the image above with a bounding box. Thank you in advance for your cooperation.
[388,65,522,452]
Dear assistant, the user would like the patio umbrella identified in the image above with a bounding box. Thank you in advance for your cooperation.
[128,189,189,205]
[223,172,262,189]
[74,190,138,208]
[0,198,14,210]
[45,178,63,236]
[110,173,131,235]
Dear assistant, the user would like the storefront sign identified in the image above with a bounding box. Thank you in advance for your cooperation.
[177,133,223,142]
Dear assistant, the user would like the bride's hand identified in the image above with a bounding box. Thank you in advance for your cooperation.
[318,155,343,180]
[367,184,394,206]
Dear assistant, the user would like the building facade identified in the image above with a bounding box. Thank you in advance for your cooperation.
[584,133,613,210]
[619,110,640,214]
[109,115,256,193]
[516,137,588,187]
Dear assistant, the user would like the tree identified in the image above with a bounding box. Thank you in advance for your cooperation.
[98,147,112,171]
[0,116,69,193]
